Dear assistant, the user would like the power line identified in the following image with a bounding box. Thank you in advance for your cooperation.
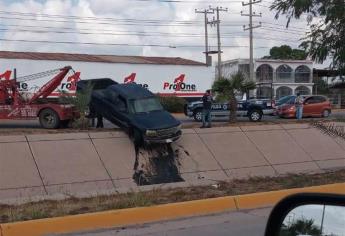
[0,38,271,48]
[0,27,301,42]
[0,10,202,24]
[0,15,248,28]
[261,26,307,33]
[0,21,307,38]
[0,10,309,31]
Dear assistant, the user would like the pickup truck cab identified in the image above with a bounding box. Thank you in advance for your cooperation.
[89,83,182,144]
[185,97,275,122]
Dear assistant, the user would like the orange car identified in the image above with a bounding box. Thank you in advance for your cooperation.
[276,95,332,118]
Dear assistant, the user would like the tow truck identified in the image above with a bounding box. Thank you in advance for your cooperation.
[0,66,79,129]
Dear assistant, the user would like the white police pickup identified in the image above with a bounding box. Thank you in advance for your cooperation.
[184,98,275,122]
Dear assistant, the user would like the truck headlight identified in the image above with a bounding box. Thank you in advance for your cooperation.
[177,124,182,130]
[146,130,157,136]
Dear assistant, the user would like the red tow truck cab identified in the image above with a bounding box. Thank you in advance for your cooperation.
[0,66,80,129]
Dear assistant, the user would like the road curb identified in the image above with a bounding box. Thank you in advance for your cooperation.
[1,183,344,236]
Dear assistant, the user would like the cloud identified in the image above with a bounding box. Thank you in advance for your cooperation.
[0,0,312,64]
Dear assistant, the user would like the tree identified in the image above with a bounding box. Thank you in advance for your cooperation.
[271,0,345,74]
[313,77,330,94]
[280,218,322,236]
[59,82,93,129]
[212,72,256,123]
[263,45,308,60]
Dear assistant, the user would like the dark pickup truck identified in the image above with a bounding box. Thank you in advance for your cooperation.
[185,98,275,122]
[78,79,182,144]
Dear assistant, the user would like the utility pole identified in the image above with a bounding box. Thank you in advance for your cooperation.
[195,8,214,66]
[209,6,228,80]
[241,0,262,81]
[320,205,326,235]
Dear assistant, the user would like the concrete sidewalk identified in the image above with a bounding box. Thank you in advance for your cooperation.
[0,123,344,203]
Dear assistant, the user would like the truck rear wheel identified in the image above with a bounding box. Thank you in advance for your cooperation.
[248,110,263,122]
[39,109,60,129]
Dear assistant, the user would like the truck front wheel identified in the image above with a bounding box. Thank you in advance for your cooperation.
[248,110,263,122]
[39,109,60,129]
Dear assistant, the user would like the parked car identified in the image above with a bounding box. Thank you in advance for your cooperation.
[275,95,297,107]
[274,95,300,115]
[276,95,331,118]
[184,97,275,122]
[89,82,182,144]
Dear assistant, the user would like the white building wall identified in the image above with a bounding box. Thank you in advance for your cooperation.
[221,59,314,99]
[0,59,215,98]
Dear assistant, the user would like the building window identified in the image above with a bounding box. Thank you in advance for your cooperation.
[276,86,293,99]
[256,86,273,99]
[276,64,293,81]
[256,64,273,82]
[295,86,311,95]
[295,65,311,83]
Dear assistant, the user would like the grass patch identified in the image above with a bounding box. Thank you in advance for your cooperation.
[1,169,344,223]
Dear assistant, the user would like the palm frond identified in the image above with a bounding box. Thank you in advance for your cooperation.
[229,72,246,90]
[241,80,257,93]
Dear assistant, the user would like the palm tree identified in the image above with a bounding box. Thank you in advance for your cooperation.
[280,218,322,236]
[212,71,256,123]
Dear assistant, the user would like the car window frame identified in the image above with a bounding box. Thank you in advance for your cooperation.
[304,96,317,104]
[117,95,128,113]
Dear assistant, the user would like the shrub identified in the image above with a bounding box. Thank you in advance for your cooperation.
[159,96,187,113]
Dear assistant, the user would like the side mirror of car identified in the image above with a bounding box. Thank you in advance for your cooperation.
[264,193,345,236]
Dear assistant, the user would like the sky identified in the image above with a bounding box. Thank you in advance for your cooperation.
[283,205,345,236]
[0,0,317,65]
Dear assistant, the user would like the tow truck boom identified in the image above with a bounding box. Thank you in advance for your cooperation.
[28,66,72,104]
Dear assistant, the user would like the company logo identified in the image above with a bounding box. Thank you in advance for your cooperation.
[60,72,81,91]
[1,69,81,93]
[123,73,148,89]
[163,74,196,91]
[124,73,136,84]
[0,70,11,81]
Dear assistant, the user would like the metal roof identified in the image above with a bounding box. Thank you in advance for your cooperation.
[0,51,206,66]
[222,58,313,65]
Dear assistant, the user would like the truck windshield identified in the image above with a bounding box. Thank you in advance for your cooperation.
[131,97,163,113]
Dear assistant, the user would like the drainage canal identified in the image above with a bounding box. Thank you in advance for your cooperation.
[132,143,184,186]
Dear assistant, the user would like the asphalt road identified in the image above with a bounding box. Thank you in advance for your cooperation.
[58,207,272,236]
[0,111,344,130]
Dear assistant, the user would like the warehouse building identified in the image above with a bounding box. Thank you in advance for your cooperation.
[0,51,214,100]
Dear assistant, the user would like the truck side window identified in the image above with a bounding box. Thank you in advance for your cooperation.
[117,96,127,113]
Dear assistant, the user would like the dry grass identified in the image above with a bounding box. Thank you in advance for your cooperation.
[1,169,345,224]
